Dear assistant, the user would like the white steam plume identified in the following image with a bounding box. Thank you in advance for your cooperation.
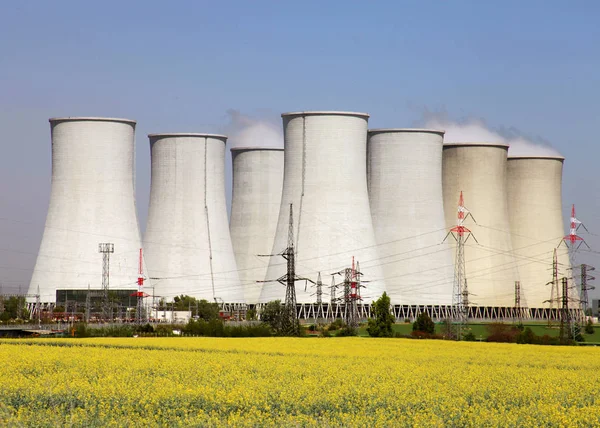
[419,110,562,157]
[223,110,283,149]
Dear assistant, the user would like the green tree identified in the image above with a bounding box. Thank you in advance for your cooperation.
[412,312,435,334]
[366,292,395,337]
[171,296,220,321]
[246,308,257,321]
[196,299,220,321]
[261,300,283,333]
[0,296,29,322]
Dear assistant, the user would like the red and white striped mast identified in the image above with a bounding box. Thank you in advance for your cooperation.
[134,248,146,324]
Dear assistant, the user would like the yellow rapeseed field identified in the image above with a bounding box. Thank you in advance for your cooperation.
[0,337,599,427]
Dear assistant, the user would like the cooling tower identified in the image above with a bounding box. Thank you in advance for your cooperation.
[29,117,143,303]
[144,134,243,303]
[260,111,386,304]
[367,129,453,306]
[507,156,570,308]
[230,147,284,303]
[442,143,519,307]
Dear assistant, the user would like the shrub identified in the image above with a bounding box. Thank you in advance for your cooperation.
[585,319,594,335]
[464,332,476,342]
[335,326,358,337]
[412,312,435,335]
[410,331,429,339]
[516,327,536,344]
[486,323,520,343]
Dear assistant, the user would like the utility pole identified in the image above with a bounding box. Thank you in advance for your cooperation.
[0,284,4,315]
[17,285,23,320]
[85,284,91,323]
[443,191,477,340]
[35,285,41,326]
[98,243,114,323]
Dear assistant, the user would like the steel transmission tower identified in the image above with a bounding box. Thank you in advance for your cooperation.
[311,272,327,321]
[547,248,561,326]
[443,191,477,340]
[580,264,595,316]
[315,272,323,305]
[98,243,114,322]
[559,277,572,343]
[348,260,362,330]
[561,204,590,323]
[514,281,522,324]
[282,205,299,335]
[330,258,363,331]
[563,204,589,252]
[259,204,313,336]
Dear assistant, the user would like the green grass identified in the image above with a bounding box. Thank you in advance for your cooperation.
[358,321,600,342]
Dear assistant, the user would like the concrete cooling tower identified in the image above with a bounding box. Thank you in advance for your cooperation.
[230,147,284,303]
[260,111,386,304]
[367,129,453,306]
[442,143,519,307]
[143,134,243,303]
[29,117,143,303]
[507,156,570,308]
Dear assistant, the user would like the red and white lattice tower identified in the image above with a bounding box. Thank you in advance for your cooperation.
[563,204,588,249]
[562,204,589,277]
[443,191,477,339]
[562,204,590,319]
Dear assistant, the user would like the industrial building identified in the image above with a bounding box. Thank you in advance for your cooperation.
[506,155,571,309]
[143,134,243,303]
[367,129,453,306]
[229,147,284,303]
[442,142,519,309]
[260,111,386,306]
[29,117,143,304]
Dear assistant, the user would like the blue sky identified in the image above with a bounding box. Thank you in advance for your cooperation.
[0,1,599,296]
